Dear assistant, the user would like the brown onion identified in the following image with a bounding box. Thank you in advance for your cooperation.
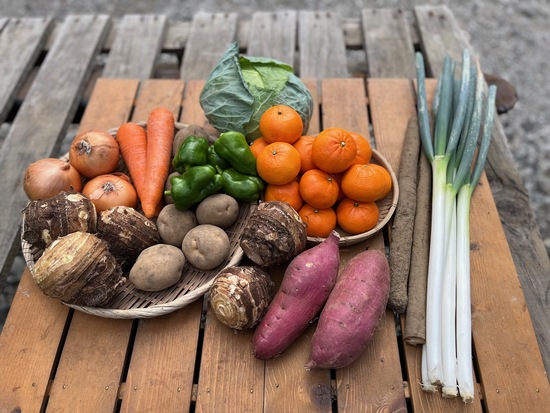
[23,158,83,200]
[82,173,138,213]
[69,129,120,178]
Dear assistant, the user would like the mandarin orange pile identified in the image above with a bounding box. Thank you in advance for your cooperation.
[254,105,392,238]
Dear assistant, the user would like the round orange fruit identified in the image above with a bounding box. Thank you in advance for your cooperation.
[298,169,339,209]
[298,204,337,238]
[264,180,303,212]
[336,198,379,235]
[311,127,357,173]
[341,163,392,202]
[256,142,301,185]
[259,105,303,144]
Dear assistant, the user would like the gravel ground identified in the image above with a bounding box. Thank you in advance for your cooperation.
[1,0,549,330]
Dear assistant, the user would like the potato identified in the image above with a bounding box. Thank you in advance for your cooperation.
[252,231,340,359]
[157,204,197,246]
[182,224,230,270]
[129,244,186,292]
[195,194,239,229]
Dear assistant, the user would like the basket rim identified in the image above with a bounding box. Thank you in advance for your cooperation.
[306,148,399,247]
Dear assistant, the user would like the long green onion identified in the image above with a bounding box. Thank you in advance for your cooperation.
[415,50,497,402]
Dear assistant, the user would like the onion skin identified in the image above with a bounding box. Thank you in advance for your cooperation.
[23,158,82,200]
[69,129,120,179]
[82,173,138,213]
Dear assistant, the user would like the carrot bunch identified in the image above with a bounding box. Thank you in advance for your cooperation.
[117,107,175,218]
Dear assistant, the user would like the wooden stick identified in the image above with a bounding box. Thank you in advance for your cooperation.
[404,145,432,345]
[388,116,421,313]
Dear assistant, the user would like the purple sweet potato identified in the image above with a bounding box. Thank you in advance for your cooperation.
[252,231,341,359]
[305,249,390,369]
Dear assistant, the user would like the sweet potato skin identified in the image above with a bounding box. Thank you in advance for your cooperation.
[252,232,340,359]
[305,249,390,369]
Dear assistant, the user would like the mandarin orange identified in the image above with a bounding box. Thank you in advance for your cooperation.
[256,142,301,185]
[293,135,316,174]
[298,169,339,209]
[264,180,303,212]
[259,105,303,144]
[298,204,337,238]
[341,163,392,202]
[311,127,357,173]
[336,198,379,234]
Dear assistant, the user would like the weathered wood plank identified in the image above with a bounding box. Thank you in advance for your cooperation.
[0,17,53,124]
[0,270,69,411]
[0,77,138,413]
[195,313,264,412]
[262,81,332,413]
[102,14,167,79]
[298,11,348,78]
[44,78,140,412]
[246,10,297,66]
[361,8,416,79]
[414,3,550,379]
[180,12,238,80]
[320,78,406,412]
[0,14,110,292]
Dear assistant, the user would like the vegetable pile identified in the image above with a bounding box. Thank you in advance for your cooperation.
[416,50,496,401]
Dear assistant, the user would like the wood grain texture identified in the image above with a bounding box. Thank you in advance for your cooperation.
[120,301,203,412]
[0,269,69,412]
[180,12,238,80]
[44,78,139,413]
[321,78,406,412]
[103,14,167,79]
[362,8,416,79]
[0,14,110,298]
[246,10,297,66]
[0,17,53,124]
[415,3,550,377]
[298,11,348,78]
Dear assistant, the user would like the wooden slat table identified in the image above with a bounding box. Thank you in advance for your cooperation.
[1,6,549,412]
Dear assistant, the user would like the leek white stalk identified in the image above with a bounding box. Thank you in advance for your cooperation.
[456,84,497,402]
[416,49,496,401]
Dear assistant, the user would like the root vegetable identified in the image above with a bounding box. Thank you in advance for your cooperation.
[182,224,230,270]
[252,231,340,359]
[129,244,185,291]
[156,204,197,246]
[195,194,239,229]
[22,190,97,252]
[209,266,275,330]
[305,249,390,370]
[23,158,82,200]
[240,201,307,267]
[69,129,120,179]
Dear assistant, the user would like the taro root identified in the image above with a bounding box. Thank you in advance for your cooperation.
[97,206,161,272]
[22,190,97,251]
[240,201,307,267]
[33,231,125,307]
[209,266,275,330]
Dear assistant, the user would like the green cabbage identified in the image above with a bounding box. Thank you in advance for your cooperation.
[200,43,313,142]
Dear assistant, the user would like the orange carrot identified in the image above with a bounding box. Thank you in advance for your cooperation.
[116,122,147,202]
[142,107,175,218]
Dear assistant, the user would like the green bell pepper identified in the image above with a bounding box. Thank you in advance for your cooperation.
[207,145,230,170]
[213,131,257,176]
[221,168,264,202]
[172,136,209,173]
[165,165,223,211]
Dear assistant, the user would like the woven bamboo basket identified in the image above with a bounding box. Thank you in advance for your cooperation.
[306,148,399,247]
[20,121,254,319]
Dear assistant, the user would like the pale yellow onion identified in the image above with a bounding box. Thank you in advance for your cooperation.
[23,158,82,200]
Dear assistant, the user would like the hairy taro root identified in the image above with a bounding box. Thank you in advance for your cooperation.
[22,190,97,251]
[97,206,161,271]
[240,201,307,266]
[209,266,275,330]
[33,231,125,307]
